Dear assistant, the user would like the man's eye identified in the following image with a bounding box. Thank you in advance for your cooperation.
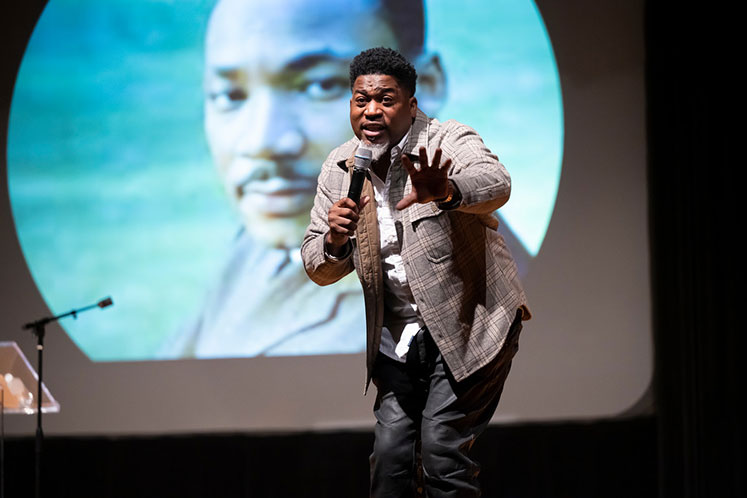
[303,77,348,101]
[209,87,248,112]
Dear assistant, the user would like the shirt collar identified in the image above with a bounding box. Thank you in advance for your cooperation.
[389,127,411,163]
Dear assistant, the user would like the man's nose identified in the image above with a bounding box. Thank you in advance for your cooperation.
[364,99,382,118]
[236,90,306,159]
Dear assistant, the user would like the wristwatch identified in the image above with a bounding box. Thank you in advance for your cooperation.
[435,181,454,204]
[435,180,462,210]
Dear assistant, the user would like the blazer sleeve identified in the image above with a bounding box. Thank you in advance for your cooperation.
[438,120,512,215]
[301,150,356,286]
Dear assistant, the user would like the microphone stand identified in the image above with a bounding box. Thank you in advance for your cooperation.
[22,297,113,498]
[1,388,5,498]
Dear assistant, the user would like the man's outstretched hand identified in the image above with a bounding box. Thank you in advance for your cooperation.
[396,147,452,210]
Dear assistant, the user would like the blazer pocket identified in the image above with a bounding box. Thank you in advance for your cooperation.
[412,211,453,263]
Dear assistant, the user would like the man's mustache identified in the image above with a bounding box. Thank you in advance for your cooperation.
[226,159,317,197]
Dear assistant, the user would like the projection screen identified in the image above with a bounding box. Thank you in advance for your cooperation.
[1,0,651,435]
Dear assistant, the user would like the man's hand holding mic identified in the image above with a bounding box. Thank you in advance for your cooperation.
[326,196,370,257]
[325,147,372,257]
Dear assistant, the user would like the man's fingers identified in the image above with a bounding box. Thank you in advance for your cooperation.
[401,154,417,175]
[359,195,371,210]
[328,197,363,236]
[330,214,357,234]
[337,197,360,211]
[418,146,429,169]
[440,158,452,172]
[333,223,357,235]
[432,148,442,169]
[331,207,359,223]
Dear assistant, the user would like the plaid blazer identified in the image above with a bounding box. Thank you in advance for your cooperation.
[302,109,530,391]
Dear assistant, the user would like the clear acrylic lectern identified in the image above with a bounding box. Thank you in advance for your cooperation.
[0,342,59,415]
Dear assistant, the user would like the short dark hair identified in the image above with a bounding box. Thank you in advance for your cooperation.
[349,47,418,97]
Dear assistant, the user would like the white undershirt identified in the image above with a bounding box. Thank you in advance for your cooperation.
[368,132,423,362]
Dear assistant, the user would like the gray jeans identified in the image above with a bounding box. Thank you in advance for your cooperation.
[369,310,522,498]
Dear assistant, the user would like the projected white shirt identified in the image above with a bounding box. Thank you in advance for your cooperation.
[159,231,365,358]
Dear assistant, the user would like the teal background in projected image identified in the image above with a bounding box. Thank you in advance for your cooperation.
[7,0,562,361]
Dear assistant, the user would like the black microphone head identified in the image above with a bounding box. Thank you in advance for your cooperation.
[98,297,113,309]
[354,147,372,171]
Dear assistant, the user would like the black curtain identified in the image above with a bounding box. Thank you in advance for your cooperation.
[4,419,656,498]
[647,2,743,498]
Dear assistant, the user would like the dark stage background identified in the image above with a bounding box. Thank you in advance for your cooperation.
[1,1,742,497]
[4,418,656,497]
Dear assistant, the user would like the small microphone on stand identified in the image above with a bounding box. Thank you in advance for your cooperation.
[348,147,372,204]
[20,295,114,498]
[97,297,113,309]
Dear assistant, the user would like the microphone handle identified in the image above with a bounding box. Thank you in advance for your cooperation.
[347,168,366,204]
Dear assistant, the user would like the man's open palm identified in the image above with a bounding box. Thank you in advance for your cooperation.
[396,147,452,210]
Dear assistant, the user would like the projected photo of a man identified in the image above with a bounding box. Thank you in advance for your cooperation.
[159,0,531,358]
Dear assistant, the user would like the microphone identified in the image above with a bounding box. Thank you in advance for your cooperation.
[347,147,372,204]
[97,297,113,309]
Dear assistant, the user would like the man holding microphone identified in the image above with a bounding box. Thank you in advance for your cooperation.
[302,47,530,497]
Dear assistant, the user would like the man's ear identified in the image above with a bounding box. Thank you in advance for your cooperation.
[414,52,447,117]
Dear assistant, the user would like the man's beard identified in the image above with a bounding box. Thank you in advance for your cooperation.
[366,142,390,162]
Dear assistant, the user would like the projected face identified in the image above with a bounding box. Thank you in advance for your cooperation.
[204,0,400,248]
